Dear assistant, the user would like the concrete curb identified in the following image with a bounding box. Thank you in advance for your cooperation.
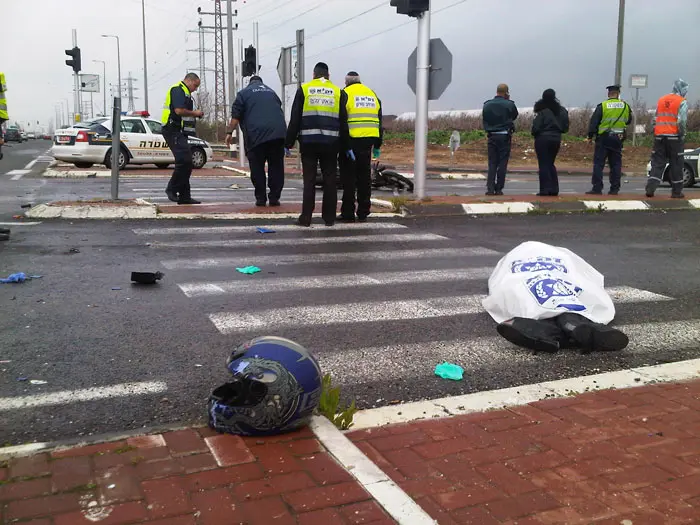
[43,167,112,178]
[404,198,700,217]
[25,198,158,219]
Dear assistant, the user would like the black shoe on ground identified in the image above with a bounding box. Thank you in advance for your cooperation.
[585,190,603,195]
[495,190,504,196]
[671,193,685,199]
[255,200,266,207]
[324,221,335,227]
[357,216,368,223]
[645,191,654,198]
[571,323,629,353]
[165,189,178,202]
[0,228,10,234]
[177,197,201,205]
[337,215,355,222]
[0,233,9,242]
[269,200,280,207]
[485,191,495,196]
[297,216,311,227]
[608,190,619,196]
[496,318,561,353]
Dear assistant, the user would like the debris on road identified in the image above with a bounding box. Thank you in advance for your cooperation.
[68,248,80,254]
[434,362,464,381]
[131,271,164,284]
[17,377,28,381]
[111,287,122,291]
[29,380,48,385]
[0,273,43,283]
[20,204,32,209]
[236,266,262,275]
[257,227,276,234]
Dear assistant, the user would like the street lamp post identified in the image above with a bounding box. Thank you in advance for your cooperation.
[141,0,149,112]
[93,60,107,116]
[101,35,122,102]
[614,0,625,87]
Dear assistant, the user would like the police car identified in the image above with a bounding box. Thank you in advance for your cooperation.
[51,111,214,170]
[646,147,699,187]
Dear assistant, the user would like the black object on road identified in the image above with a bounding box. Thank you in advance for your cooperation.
[131,271,164,284]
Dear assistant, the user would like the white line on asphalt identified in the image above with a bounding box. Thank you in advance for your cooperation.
[7,169,31,180]
[161,247,501,269]
[0,222,42,226]
[606,286,672,303]
[321,319,700,388]
[154,233,447,248]
[349,357,700,431]
[134,222,408,235]
[0,381,168,411]
[207,287,675,334]
[583,200,649,211]
[23,159,38,170]
[178,268,495,297]
[310,416,437,525]
[462,202,535,214]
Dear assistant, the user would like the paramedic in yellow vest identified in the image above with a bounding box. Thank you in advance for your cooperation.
[161,73,203,204]
[645,79,689,199]
[0,72,8,161]
[338,71,383,223]
[285,62,350,227]
[585,84,631,195]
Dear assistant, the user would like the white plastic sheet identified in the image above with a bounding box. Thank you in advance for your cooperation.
[482,241,616,324]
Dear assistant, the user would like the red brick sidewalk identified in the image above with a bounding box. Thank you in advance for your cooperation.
[0,427,394,525]
[348,380,700,524]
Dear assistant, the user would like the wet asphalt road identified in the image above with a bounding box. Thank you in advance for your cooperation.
[1,212,699,445]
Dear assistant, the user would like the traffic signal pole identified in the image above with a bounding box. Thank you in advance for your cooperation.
[72,30,81,123]
[414,6,430,200]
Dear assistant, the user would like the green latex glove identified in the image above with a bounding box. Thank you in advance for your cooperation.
[434,362,464,381]
[372,147,381,159]
[236,266,261,275]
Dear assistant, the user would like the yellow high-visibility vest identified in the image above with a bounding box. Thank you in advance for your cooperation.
[343,83,380,139]
[300,78,341,143]
[161,81,191,129]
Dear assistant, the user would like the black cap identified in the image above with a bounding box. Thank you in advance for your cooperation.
[606,84,621,91]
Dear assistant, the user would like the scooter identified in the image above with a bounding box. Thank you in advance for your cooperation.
[315,160,414,193]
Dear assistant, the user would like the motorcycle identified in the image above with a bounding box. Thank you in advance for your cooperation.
[315,160,414,193]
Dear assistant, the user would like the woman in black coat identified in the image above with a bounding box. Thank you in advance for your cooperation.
[531,89,569,196]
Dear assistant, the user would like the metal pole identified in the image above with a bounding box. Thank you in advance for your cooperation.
[296,29,304,171]
[414,7,431,200]
[632,86,639,146]
[111,96,121,199]
[226,0,236,158]
[238,38,246,167]
[614,0,625,87]
[116,36,122,103]
[254,22,259,74]
[72,29,80,123]
[141,0,149,112]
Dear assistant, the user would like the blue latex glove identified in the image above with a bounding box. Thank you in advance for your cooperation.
[284,147,291,157]
[236,266,261,275]
[346,150,356,161]
[372,147,381,159]
[0,272,27,284]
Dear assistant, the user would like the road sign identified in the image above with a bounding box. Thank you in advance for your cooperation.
[629,74,648,89]
[277,46,298,86]
[80,74,100,93]
[407,38,452,100]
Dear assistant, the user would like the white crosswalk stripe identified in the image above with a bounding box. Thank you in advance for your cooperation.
[154,233,447,248]
[133,223,408,235]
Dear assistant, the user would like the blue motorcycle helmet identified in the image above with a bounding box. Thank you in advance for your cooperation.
[208,336,323,436]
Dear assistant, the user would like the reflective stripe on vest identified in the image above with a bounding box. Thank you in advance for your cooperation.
[161,82,191,128]
[301,78,341,143]
[0,72,7,120]
[654,93,683,136]
[343,83,380,139]
[598,98,630,135]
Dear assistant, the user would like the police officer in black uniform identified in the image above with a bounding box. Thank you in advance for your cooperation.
[162,73,203,204]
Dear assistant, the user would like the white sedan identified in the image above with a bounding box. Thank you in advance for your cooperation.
[51,112,214,170]
[646,147,698,187]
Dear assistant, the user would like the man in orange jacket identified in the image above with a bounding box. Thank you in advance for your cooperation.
[645,79,689,199]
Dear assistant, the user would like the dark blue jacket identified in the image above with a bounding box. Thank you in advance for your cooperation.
[230,80,286,153]
[482,96,518,133]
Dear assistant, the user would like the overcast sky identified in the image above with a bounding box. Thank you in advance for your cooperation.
[4,0,699,130]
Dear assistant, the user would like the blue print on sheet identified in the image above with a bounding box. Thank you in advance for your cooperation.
[525,272,586,312]
[511,256,569,274]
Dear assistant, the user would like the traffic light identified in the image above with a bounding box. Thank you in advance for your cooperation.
[390,0,430,17]
[242,45,258,77]
[65,47,81,73]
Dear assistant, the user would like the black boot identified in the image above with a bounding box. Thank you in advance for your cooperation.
[497,317,564,353]
[555,313,629,353]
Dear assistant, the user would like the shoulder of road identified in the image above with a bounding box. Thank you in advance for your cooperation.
[2,361,699,524]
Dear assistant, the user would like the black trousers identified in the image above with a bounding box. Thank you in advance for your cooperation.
[487,134,511,193]
[591,133,623,193]
[645,137,684,196]
[534,136,561,195]
[247,138,285,203]
[339,145,372,219]
[300,143,338,223]
[162,127,193,199]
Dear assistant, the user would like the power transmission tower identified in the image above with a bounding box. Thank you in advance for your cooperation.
[125,73,139,112]
[187,24,216,91]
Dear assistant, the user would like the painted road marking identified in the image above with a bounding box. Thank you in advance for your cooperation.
[178,267,495,297]
[0,381,168,411]
[161,247,501,269]
[7,170,31,180]
[153,232,447,248]
[0,222,42,226]
[134,223,408,235]
[23,159,38,170]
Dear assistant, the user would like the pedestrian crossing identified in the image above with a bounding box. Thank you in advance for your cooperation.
[130,220,699,406]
